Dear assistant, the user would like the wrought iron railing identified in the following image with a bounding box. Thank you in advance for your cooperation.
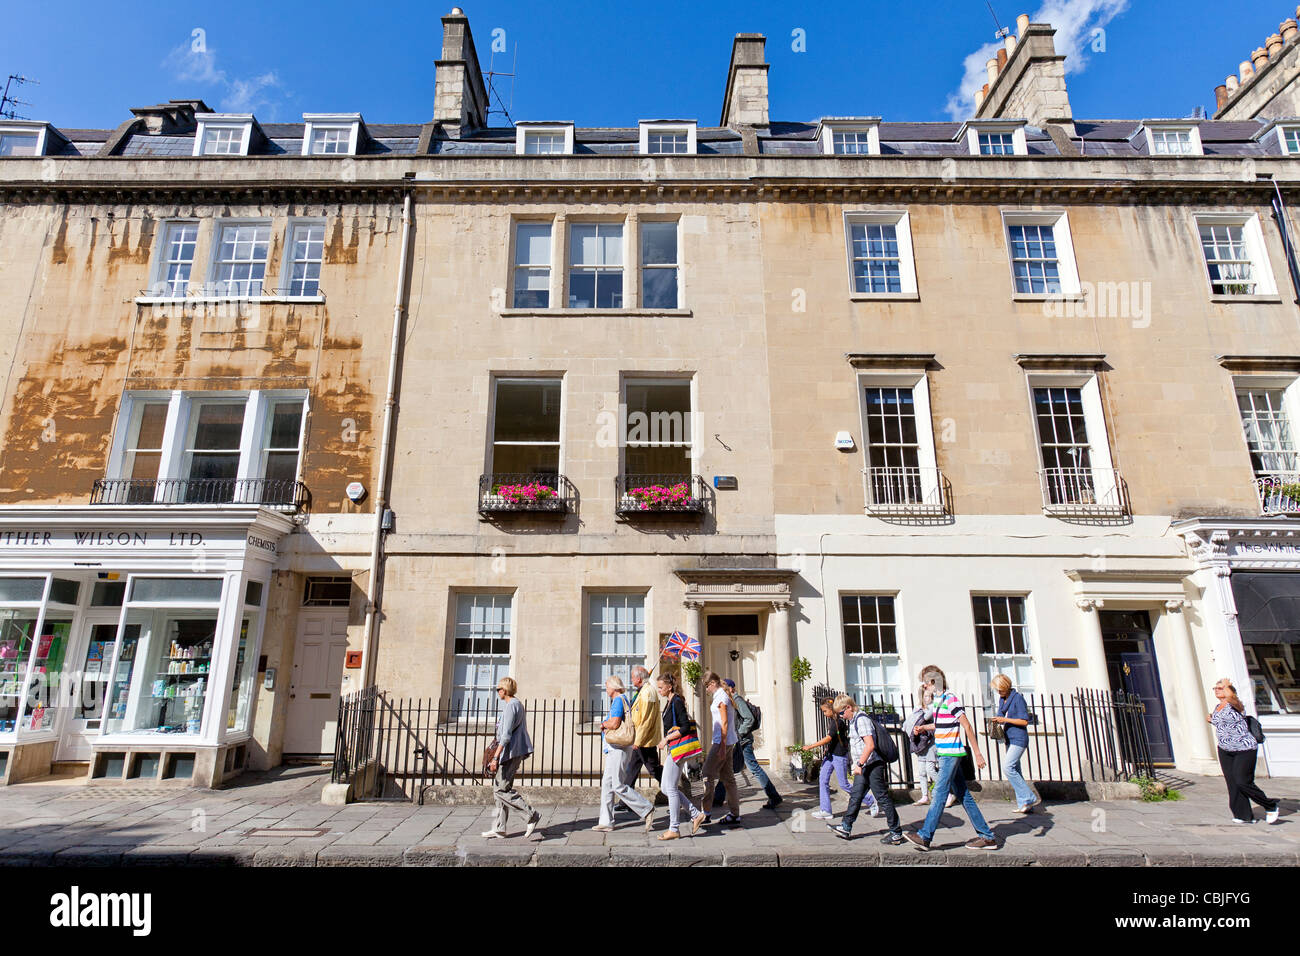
[1256,472,1300,515]
[477,473,573,515]
[615,474,707,515]
[808,684,1154,788]
[1038,467,1129,517]
[862,466,950,515]
[90,477,310,512]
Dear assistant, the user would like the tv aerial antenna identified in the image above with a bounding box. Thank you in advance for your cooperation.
[483,45,516,125]
[1,74,38,121]
[986,2,1011,40]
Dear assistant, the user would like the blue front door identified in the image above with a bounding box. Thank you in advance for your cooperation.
[1100,611,1175,765]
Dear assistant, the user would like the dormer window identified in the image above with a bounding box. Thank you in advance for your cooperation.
[962,121,1027,156]
[818,119,881,156]
[301,114,362,156]
[1143,122,1201,156]
[515,123,574,156]
[194,115,254,157]
[639,121,696,156]
[1256,122,1300,155]
[0,122,59,157]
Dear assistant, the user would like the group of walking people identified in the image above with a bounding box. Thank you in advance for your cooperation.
[481,664,1286,844]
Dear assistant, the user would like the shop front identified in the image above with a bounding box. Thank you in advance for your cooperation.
[0,506,293,787]
[1178,520,1300,777]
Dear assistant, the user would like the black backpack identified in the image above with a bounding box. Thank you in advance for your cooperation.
[854,713,899,764]
[745,698,762,732]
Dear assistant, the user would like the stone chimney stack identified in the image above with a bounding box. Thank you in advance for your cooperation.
[973,16,1073,134]
[1215,7,1300,120]
[433,7,489,134]
[720,33,769,127]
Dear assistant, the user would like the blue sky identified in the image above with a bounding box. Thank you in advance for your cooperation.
[0,0,1291,129]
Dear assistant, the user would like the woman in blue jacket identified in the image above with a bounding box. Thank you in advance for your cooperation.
[989,674,1037,814]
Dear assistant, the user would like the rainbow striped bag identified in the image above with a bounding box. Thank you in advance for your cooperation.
[669,732,703,763]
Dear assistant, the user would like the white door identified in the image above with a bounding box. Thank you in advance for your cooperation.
[56,614,120,762]
[702,632,767,761]
[283,610,349,755]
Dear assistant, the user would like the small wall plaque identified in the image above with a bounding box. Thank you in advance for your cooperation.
[713,475,738,490]
[1051,658,1079,668]
[345,650,363,669]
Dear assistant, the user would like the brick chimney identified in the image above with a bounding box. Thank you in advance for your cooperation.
[433,7,488,134]
[974,17,1073,134]
[1215,8,1300,120]
[720,33,769,127]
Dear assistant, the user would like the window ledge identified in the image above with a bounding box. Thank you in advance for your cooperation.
[849,293,920,302]
[134,294,326,305]
[1013,293,1086,303]
[498,308,693,318]
[1209,294,1284,304]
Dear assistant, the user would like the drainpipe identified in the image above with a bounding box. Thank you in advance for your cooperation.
[1261,173,1300,302]
[359,184,414,690]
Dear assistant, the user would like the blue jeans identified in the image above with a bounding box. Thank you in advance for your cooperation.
[918,754,993,842]
[841,762,900,835]
[818,754,873,814]
[1003,743,1036,808]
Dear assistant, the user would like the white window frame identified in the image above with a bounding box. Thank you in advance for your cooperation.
[963,121,1027,156]
[639,218,681,310]
[0,124,47,157]
[838,592,904,708]
[107,391,308,496]
[280,218,326,297]
[843,210,918,297]
[193,116,254,157]
[1002,210,1081,297]
[449,591,514,714]
[300,114,361,156]
[510,219,554,309]
[1233,376,1300,477]
[818,120,881,156]
[1194,212,1278,297]
[971,593,1036,703]
[566,220,626,309]
[486,376,565,477]
[148,220,201,297]
[514,123,574,156]
[585,591,649,710]
[856,371,939,506]
[1278,125,1300,156]
[1024,372,1118,507]
[639,121,697,156]
[620,374,697,479]
[1142,123,1203,157]
[208,219,273,297]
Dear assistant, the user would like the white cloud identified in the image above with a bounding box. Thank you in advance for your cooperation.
[944,0,1130,120]
[163,43,284,116]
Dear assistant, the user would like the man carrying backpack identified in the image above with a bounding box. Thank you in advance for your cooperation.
[827,694,902,843]
[712,679,783,811]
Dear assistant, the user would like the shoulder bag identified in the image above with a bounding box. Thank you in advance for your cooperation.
[604,693,636,748]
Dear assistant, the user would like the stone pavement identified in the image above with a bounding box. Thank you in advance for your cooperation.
[0,765,1296,866]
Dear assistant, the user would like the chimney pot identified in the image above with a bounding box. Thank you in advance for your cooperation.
[982,82,990,96]
[1005,35,1017,55]
[975,89,986,108]
[997,48,1008,71]
[1267,33,1284,58]
[450,6,463,13]
[1283,19,1299,42]
[1016,13,1030,38]
[1240,60,1255,81]
[986,58,999,84]
[1252,46,1270,69]
[1214,84,1229,110]
[1226,74,1239,92]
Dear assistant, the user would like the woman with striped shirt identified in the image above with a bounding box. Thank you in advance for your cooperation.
[1208,677,1280,825]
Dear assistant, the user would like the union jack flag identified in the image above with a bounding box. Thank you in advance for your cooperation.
[662,629,700,661]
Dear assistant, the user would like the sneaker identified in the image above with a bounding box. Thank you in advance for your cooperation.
[810,809,832,820]
[881,832,904,846]
[868,803,881,818]
[1232,818,1252,824]
[965,836,999,850]
[720,813,742,827]
[830,824,852,840]
[524,812,541,838]
[903,832,930,851]
[762,795,784,810]
[480,829,505,839]
[1267,807,1280,825]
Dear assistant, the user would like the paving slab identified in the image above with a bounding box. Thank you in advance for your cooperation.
[318,844,407,866]
[533,844,612,867]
